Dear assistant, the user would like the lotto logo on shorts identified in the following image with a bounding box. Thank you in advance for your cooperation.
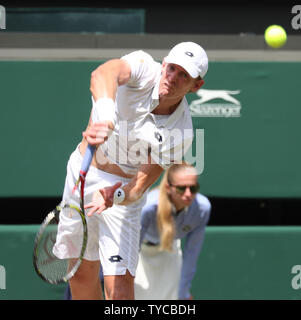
[109,255,123,263]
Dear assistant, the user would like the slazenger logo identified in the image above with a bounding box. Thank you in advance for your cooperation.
[189,89,242,117]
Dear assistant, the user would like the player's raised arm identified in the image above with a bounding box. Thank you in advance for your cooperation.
[90,59,131,102]
[82,59,132,146]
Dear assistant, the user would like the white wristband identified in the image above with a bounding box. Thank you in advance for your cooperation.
[91,97,117,126]
[113,188,125,204]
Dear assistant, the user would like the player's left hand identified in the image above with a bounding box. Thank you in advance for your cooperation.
[85,182,122,216]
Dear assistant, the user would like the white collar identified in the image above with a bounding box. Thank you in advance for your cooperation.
[149,75,186,128]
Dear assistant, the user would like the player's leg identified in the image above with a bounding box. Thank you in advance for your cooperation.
[91,170,148,300]
[104,270,135,300]
[69,259,103,300]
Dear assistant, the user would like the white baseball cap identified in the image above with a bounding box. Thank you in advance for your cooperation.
[164,42,208,79]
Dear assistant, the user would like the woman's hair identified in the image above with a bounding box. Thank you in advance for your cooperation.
[157,162,196,252]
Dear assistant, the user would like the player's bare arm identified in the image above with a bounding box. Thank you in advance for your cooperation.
[82,59,132,142]
[120,159,164,205]
[90,59,131,102]
[80,59,131,155]
[85,156,164,216]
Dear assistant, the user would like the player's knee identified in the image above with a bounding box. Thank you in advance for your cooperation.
[104,270,134,300]
[71,260,99,283]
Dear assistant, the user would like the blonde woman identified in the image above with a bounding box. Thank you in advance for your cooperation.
[134,163,211,300]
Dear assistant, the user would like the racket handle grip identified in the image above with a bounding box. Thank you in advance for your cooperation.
[80,144,96,176]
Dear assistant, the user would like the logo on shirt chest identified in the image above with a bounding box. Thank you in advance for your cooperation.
[154,131,163,143]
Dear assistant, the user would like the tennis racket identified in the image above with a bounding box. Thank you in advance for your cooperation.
[33,144,95,284]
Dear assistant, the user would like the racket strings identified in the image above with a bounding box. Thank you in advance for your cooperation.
[36,225,68,282]
[34,206,84,284]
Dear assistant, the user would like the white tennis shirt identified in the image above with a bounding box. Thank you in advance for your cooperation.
[97,50,194,175]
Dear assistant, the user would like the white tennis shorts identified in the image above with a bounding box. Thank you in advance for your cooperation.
[134,239,182,300]
[53,145,147,277]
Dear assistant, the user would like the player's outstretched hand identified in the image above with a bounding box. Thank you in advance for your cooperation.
[85,182,122,216]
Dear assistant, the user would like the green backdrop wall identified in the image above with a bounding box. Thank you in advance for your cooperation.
[0,60,300,198]
[1,226,301,300]
[5,8,145,33]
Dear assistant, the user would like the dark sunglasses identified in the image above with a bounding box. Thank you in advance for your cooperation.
[169,183,199,195]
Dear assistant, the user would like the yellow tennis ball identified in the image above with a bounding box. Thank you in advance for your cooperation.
[264,25,287,48]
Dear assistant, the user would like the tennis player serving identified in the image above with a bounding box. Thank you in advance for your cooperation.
[53,42,208,300]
